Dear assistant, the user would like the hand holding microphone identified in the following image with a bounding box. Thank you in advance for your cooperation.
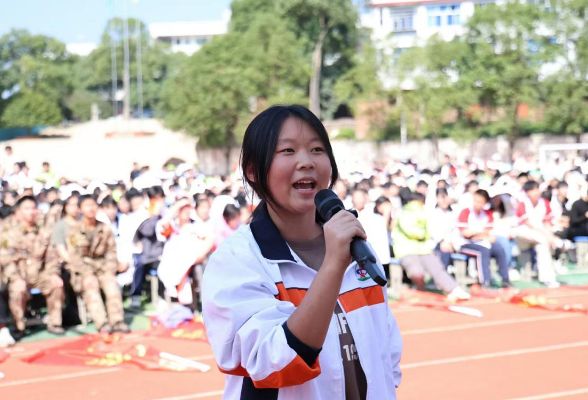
[315,189,388,286]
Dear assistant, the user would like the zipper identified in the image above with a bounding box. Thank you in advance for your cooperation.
[331,308,347,400]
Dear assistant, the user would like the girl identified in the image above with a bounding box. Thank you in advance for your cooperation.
[203,105,402,400]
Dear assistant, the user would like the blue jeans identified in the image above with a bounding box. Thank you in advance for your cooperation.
[495,236,515,268]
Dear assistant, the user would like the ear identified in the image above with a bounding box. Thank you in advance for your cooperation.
[245,164,255,183]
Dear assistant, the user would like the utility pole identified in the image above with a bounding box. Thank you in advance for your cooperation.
[109,1,118,116]
[136,20,143,118]
[122,0,131,120]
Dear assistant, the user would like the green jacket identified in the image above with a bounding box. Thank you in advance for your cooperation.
[392,201,433,259]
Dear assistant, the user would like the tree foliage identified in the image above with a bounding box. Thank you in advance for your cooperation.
[1,92,62,128]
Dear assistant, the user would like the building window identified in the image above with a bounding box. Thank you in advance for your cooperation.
[391,8,415,32]
[427,4,461,27]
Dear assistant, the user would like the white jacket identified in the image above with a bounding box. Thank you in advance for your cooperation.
[202,207,403,400]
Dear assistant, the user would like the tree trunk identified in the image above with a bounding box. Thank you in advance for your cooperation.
[225,119,238,175]
[309,18,330,119]
[508,104,520,159]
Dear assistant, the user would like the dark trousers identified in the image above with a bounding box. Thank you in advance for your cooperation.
[434,243,452,270]
[461,242,509,285]
[131,260,160,297]
[0,284,8,327]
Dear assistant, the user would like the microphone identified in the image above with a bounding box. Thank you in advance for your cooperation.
[314,189,387,286]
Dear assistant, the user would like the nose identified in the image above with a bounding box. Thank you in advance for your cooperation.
[297,150,315,170]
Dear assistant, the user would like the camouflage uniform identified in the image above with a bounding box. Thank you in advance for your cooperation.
[0,221,64,331]
[67,220,124,329]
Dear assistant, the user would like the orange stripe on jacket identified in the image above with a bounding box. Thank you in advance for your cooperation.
[253,355,321,389]
[339,285,385,313]
[275,283,308,307]
[218,364,249,377]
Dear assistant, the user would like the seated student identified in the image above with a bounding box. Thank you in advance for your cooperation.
[393,192,470,301]
[514,181,563,288]
[569,183,588,238]
[428,188,457,269]
[214,204,241,248]
[456,189,511,288]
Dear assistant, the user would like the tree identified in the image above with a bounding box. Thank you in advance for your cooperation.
[277,0,359,118]
[1,92,62,132]
[162,12,310,170]
[73,18,184,116]
[459,1,555,152]
[162,34,253,172]
[543,0,588,139]
[0,29,74,122]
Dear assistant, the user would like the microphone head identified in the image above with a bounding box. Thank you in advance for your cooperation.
[314,189,344,222]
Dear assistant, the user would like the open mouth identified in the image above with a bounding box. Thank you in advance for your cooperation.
[292,180,316,191]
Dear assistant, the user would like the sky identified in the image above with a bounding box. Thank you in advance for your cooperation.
[0,0,233,44]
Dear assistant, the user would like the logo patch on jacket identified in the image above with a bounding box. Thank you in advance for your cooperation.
[354,264,371,281]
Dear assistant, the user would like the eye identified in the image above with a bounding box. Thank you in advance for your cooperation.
[311,147,325,153]
[278,148,294,153]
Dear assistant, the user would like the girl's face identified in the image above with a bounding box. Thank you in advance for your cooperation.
[266,117,332,216]
[65,197,79,218]
[227,216,241,231]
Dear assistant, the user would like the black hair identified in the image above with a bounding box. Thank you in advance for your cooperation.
[465,180,479,191]
[374,196,391,215]
[491,195,507,217]
[523,180,540,192]
[62,194,80,217]
[1,190,16,204]
[399,187,413,206]
[0,205,13,219]
[556,181,569,189]
[517,172,530,179]
[193,193,208,208]
[240,105,338,212]
[15,195,37,209]
[410,192,426,203]
[474,189,490,203]
[221,188,231,196]
[78,194,97,207]
[223,204,241,222]
[125,188,142,201]
[416,180,428,188]
[100,195,117,208]
[146,186,165,199]
[436,188,449,197]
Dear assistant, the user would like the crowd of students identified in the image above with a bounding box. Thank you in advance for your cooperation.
[0,146,587,348]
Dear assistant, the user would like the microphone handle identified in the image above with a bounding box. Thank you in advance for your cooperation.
[350,238,388,286]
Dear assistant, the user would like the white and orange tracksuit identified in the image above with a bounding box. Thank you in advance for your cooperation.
[202,206,402,400]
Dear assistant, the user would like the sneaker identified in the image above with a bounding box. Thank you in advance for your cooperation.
[544,281,561,289]
[447,287,471,302]
[509,269,521,282]
[0,327,15,348]
[47,325,65,335]
[112,321,131,333]
[99,323,113,334]
[129,296,142,309]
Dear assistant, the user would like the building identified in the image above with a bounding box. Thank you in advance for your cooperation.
[362,0,505,51]
[149,11,230,55]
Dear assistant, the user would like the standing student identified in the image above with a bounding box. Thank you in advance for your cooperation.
[203,105,402,400]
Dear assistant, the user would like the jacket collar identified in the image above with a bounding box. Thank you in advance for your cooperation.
[250,204,296,262]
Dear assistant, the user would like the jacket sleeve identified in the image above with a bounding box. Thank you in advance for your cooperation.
[202,234,321,389]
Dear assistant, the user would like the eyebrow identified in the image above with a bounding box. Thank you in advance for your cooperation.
[277,137,323,144]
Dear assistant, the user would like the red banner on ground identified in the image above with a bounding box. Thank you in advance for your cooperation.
[0,349,8,364]
[397,288,483,317]
[508,293,588,315]
[148,317,208,343]
[22,333,208,372]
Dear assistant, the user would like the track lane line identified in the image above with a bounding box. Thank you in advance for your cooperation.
[402,340,588,369]
[502,387,588,400]
[402,313,581,335]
